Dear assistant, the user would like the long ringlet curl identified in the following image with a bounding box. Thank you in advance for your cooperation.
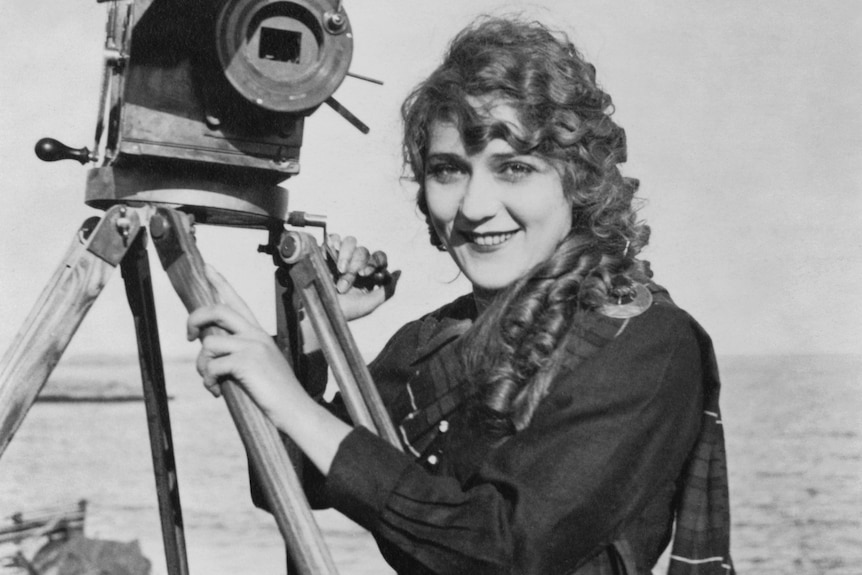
[402,16,651,431]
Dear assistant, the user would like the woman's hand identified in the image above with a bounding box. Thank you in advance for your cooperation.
[327,234,400,321]
[187,266,298,413]
[187,265,351,475]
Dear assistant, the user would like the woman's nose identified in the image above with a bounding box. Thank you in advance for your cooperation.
[459,173,501,222]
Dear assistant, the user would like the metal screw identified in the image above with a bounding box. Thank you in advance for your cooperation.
[150,214,167,239]
[324,11,347,34]
[116,206,132,244]
[205,113,222,129]
[279,234,299,261]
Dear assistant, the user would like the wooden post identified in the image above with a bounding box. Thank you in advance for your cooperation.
[121,232,190,575]
[0,206,141,458]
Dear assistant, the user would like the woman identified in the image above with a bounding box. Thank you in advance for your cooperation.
[188,17,734,575]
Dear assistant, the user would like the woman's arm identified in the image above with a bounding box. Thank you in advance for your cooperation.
[188,234,396,475]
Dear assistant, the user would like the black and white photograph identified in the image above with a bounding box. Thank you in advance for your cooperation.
[0,1,859,574]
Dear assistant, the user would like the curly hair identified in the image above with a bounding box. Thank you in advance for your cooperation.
[401,16,651,430]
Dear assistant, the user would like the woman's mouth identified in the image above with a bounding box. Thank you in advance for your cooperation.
[463,230,518,247]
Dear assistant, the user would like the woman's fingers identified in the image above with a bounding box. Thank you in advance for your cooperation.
[329,234,371,293]
[348,245,371,272]
[196,338,228,397]
[194,332,272,395]
[336,245,371,293]
[325,234,396,311]
[334,235,356,274]
[196,349,222,397]
[187,303,257,341]
[357,251,389,279]
[198,354,244,399]
[197,332,251,356]
[326,233,342,255]
[354,250,383,278]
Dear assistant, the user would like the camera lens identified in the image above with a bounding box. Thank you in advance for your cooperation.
[216,0,352,114]
[259,26,304,64]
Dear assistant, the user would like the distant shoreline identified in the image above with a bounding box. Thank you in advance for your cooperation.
[36,395,170,403]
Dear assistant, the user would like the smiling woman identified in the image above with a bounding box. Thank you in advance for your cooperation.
[187,15,735,575]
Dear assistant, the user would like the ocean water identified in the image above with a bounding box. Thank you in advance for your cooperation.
[719,355,862,574]
[0,354,859,574]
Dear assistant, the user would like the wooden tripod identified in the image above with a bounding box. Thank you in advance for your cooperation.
[0,203,400,574]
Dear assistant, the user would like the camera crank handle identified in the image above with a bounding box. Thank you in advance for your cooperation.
[323,243,392,289]
[34,138,94,165]
[283,213,390,287]
[277,227,392,289]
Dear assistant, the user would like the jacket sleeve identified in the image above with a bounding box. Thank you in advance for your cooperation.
[257,320,423,511]
[249,348,333,511]
[323,304,705,574]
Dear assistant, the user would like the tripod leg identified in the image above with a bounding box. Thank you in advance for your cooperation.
[120,232,190,575]
[149,208,338,575]
[274,268,306,575]
[0,206,142,458]
[279,232,402,449]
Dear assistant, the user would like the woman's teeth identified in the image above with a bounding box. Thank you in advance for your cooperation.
[469,231,515,246]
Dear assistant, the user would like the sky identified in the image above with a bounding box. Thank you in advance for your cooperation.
[0,0,860,365]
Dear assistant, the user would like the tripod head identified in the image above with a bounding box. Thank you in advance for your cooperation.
[36,0,369,228]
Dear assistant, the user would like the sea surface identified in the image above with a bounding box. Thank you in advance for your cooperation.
[1,354,860,574]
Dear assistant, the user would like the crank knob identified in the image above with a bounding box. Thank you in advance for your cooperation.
[35,138,91,165]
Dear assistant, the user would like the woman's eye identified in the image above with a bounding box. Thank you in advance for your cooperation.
[426,163,464,183]
[499,162,535,182]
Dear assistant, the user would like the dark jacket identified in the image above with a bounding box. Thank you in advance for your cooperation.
[309,290,722,574]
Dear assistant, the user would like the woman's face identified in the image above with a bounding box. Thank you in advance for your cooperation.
[424,102,573,293]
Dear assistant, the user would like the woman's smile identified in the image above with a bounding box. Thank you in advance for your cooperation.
[459,229,520,249]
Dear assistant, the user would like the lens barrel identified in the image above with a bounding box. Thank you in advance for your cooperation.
[215,0,353,114]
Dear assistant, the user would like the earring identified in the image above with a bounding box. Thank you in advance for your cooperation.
[427,220,446,251]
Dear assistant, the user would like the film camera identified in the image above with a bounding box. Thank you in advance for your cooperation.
[6,4,393,572]
[38,0,363,226]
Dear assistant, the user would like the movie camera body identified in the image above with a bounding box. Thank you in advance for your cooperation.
[3,4,395,573]
[68,0,355,226]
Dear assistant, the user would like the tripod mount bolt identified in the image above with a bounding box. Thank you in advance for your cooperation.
[278,232,305,263]
[116,207,133,243]
[149,213,169,240]
[150,212,196,242]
